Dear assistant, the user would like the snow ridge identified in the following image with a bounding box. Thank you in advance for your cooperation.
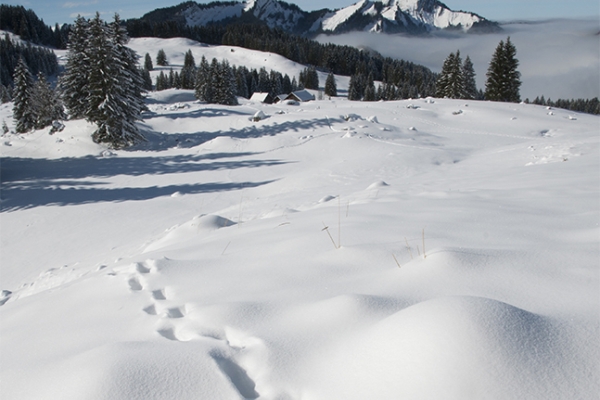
[316,0,484,33]
[171,0,494,35]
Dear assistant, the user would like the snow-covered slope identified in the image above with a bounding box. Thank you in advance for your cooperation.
[1,37,598,399]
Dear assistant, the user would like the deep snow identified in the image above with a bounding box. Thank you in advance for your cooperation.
[0,37,599,400]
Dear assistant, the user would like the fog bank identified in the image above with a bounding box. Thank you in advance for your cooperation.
[316,19,600,100]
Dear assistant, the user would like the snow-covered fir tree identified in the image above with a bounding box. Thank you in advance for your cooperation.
[213,59,238,106]
[325,72,337,97]
[12,57,35,133]
[91,13,146,147]
[62,13,146,148]
[32,72,64,129]
[61,15,89,120]
[195,56,212,102]
[269,70,283,97]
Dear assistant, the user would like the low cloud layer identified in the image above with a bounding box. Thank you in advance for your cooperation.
[317,19,599,100]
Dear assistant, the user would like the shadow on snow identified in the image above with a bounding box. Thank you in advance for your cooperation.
[0,152,286,211]
[134,117,335,151]
[0,180,275,211]
[0,111,332,211]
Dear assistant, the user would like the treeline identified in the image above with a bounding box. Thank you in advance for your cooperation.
[527,97,599,115]
[0,4,68,49]
[150,48,309,100]
[0,34,59,89]
[126,21,437,97]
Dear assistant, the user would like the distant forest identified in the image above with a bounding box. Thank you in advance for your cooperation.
[126,20,438,98]
[0,4,68,48]
[526,96,599,116]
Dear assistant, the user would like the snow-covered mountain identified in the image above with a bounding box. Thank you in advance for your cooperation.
[135,0,499,36]
[316,0,497,34]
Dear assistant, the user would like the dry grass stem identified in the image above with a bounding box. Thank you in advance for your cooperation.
[222,241,231,255]
[322,223,338,249]
[405,237,413,259]
[422,228,426,259]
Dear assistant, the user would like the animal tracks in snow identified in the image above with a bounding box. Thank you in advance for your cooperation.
[117,258,267,397]
[127,276,143,291]
[151,289,167,300]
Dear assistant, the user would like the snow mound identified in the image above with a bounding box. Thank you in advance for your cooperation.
[144,215,236,253]
[318,195,337,203]
[16,340,253,400]
[308,296,575,399]
[366,180,390,190]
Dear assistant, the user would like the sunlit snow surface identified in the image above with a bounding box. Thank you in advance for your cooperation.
[1,38,599,400]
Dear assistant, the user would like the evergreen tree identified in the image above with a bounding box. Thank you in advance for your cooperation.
[156,49,168,66]
[12,56,35,132]
[90,14,146,147]
[0,84,11,103]
[436,53,452,98]
[324,72,337,97]
[180,49,196,89]
[503,37,521,103]
[61,15,89,119]
[447,50,464,99]
[144,52,153,71]
[195,56,212,102]
[461,55,477,100]
[485,37,521,102]
[32,72,63,129]
[215,59,238,105]
[234,66,249,98]
[282,74,292,94]
[156,71,167,91]
[64,13,146,147]
[141,67,153,91]
[436,51,464,99]
[363,72,376,101]
[84,13,111,127]
[299,66,319,90]
[269,70,283,96]
[257,67,270,93]
[347,74,361,100]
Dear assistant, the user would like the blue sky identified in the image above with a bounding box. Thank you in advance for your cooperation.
[4,0,599,26]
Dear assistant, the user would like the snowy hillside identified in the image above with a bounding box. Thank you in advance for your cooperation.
[1,37,599,399]
[126,36,350,93]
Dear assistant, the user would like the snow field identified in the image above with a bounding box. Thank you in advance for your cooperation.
[1,39,599,399]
